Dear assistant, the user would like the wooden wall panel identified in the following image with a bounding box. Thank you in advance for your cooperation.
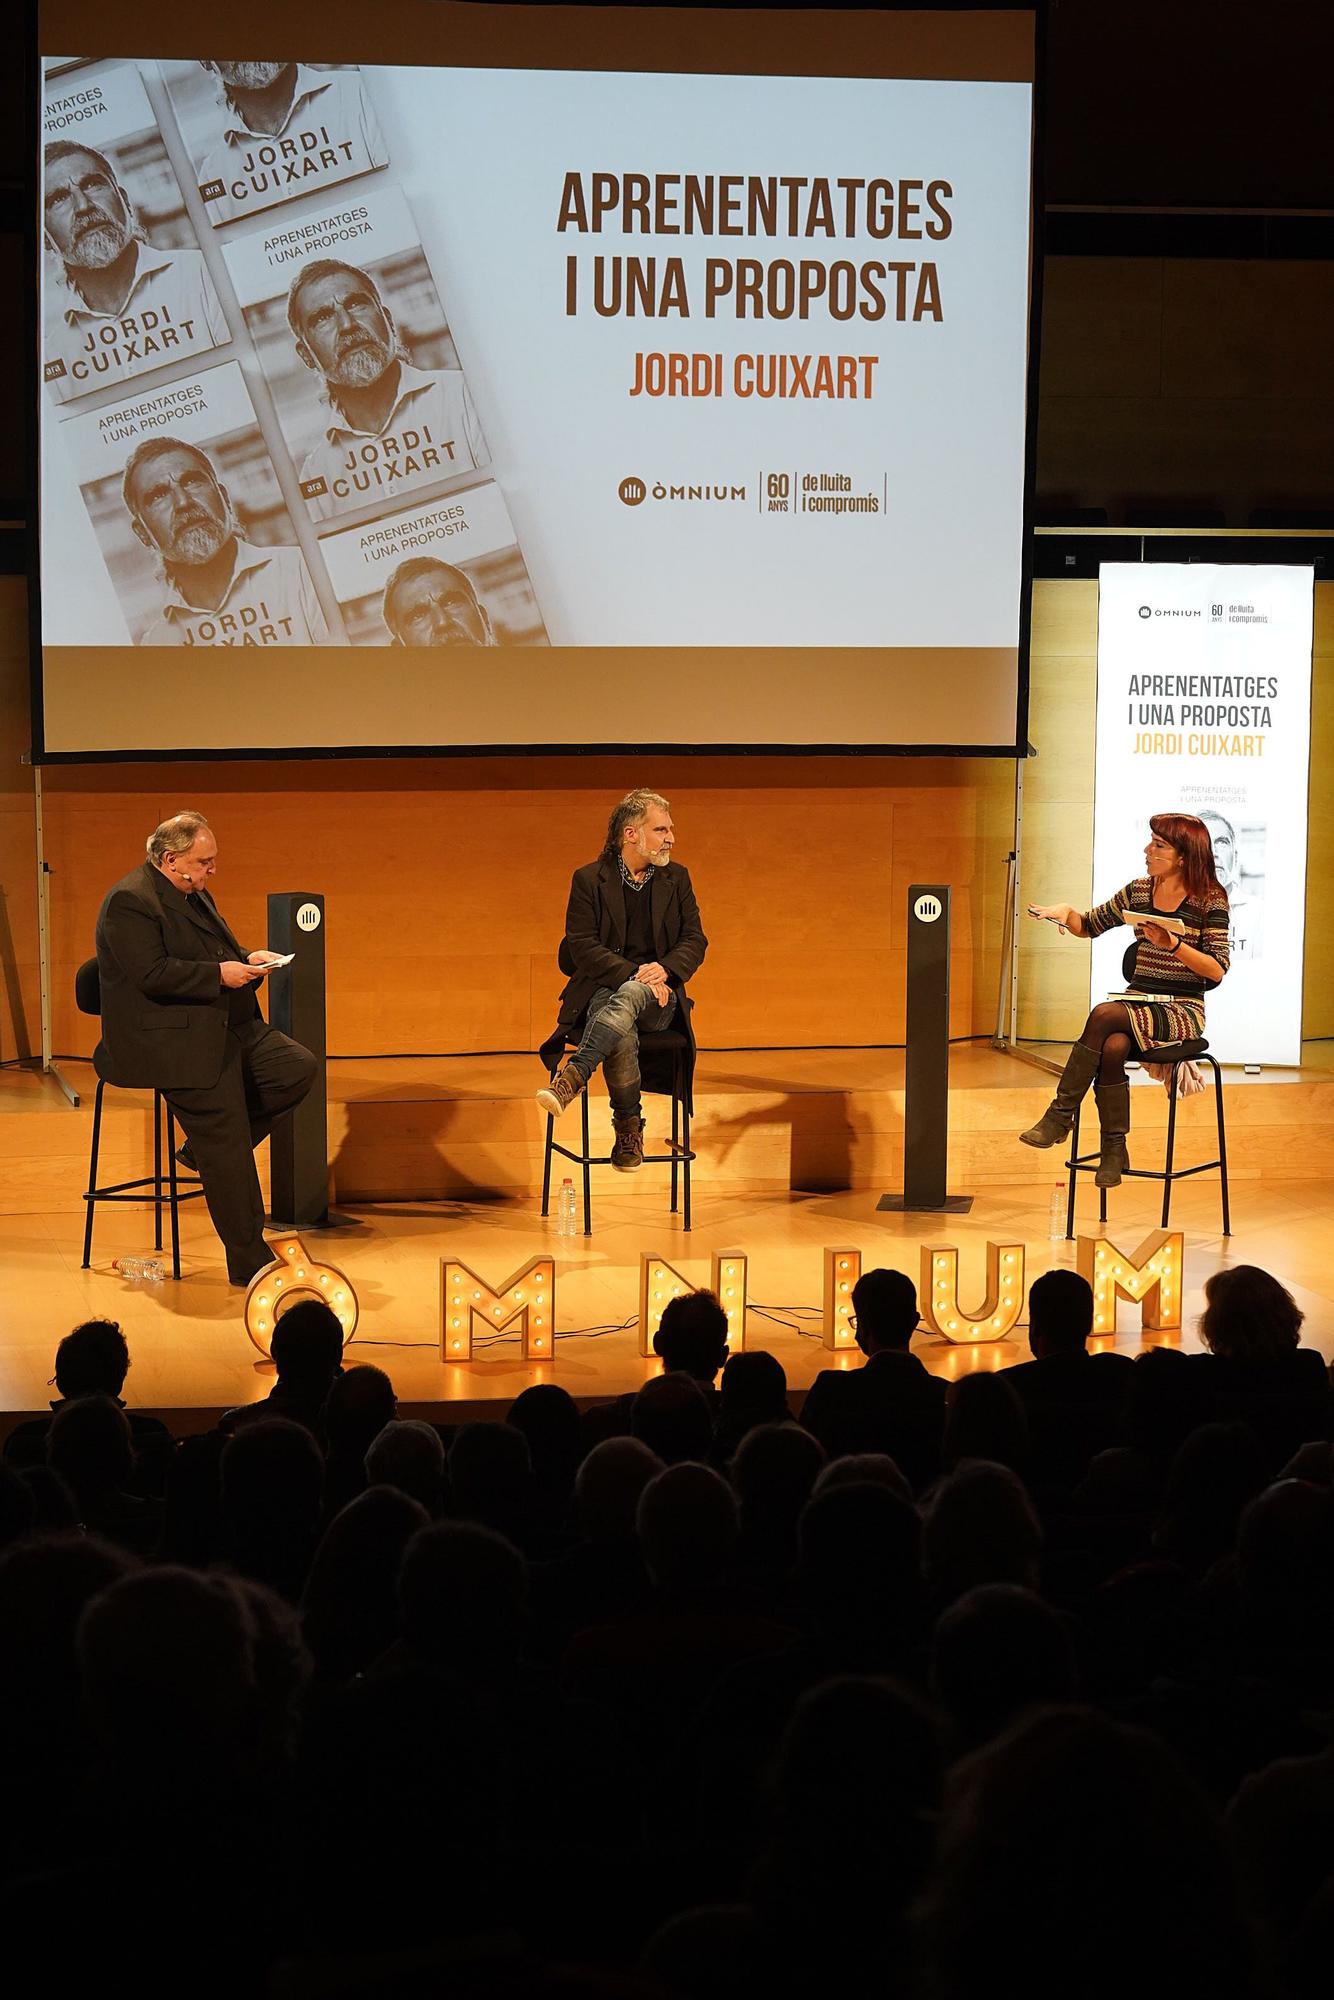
[3,567,1329,1062]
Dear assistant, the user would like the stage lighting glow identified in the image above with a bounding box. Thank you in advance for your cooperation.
[1076,1229,1183,1337]
[918,1242,1026,1344]
[439,1256,557,1360]
[244,1234,359,1357]
[822,1247,862,1350]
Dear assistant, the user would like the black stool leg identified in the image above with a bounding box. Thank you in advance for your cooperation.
[1162,1067,1181,1229]
[682,1088,692,1233]
[580,1087,592,1236]
[540,1096,555,1218]
[165,1104,182,1281]
[670,1058,681,1215]
[82,1077,106,1269]
[1211,1056,1231,1236]
[152,1090,164,1253]
[1065,1101,1080,1239]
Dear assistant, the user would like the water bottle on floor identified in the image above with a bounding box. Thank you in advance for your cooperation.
[114,1256,166,1283]
[1048,1184,1067,1241]
[555,1178,578,1238]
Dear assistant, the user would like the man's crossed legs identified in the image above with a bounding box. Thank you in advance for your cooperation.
[537,979,677,1171]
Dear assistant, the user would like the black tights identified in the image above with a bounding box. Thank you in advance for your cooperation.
[1079,1002,1134,1084]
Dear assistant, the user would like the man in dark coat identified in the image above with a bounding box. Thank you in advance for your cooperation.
[537,789,707,1172]
[800,1267,947,1493]
[94,811,317,1285]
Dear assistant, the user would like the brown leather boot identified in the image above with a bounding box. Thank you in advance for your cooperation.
[611,1115,645,1172]
[536,1062,586,1120]
[1094,1082,1131,1188]
[1019,1042,1100,1148]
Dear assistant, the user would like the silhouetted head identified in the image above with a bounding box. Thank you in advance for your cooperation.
[942,1372,1030,1476]
[507,1383,582,1494]
[79,1566,263,1771]
[631,1371,715,1464]
[812,1453,912,1502]
[46,1395,134,1502]
[574,1436,664,1544]
[1155,1421,1269,1573]
[270,1298,345,1393]
[398,1520,528,1673]
[1200,1264,1304,1363]
[54,1319,130,1399]
[797,1480,924,1638]
[1026,1270,1095,1358]
[732,1421,826,1535]
[718,1350,789,1444]
[363,1420,444,1514]
[654,1287,730,1383]
[220,1418,324,1555]
[923,1461,1042,1603]
[851,1268,920,1354]
[922,1706,1256,1998]
[931,1584,1076,1747]
[774,1674,943,1872]
[323,1365,397,1449]
[301,1485,428,1680]
[0,1533,134,1711]
[447,1422,534,1538]
[1235,1477,1334,1630]
[637,1462,738,1592]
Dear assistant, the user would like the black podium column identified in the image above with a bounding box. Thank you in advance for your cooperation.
[878,884,973,1215]
[267,893,328,1227]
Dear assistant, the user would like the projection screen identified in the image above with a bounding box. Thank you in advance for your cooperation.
[33,3,1040,758]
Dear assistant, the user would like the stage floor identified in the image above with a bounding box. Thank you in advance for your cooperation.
[2,1166,1332,1433]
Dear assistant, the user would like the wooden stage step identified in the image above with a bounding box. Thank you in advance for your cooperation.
[1,1044,1332,1214]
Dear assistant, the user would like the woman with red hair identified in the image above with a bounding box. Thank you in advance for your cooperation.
[1019,814,1230,1186]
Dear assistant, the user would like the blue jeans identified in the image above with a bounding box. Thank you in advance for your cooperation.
[568,979,677,1120]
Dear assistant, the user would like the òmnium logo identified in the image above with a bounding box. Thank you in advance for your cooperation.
[1137,605,1202,620]
[617,476,749,505]
[1138,605,1152,619]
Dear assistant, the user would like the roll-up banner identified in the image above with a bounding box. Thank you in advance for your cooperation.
[1093,563,1314,1066]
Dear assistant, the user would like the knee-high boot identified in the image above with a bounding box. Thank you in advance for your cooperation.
[1094,1082,1131,1188]
[1018,1042,1101,1148]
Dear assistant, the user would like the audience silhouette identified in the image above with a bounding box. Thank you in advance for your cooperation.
[0,1262,1328,1996]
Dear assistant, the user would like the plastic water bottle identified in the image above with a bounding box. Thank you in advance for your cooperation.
[1048,1184,1067,1241]
[114,1256,166,1284]
[555,1178,578,1238]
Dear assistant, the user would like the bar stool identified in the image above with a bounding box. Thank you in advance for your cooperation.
[76,958,205,1277]
[540,1029,696,1235]
[1064,1039,1231,1238]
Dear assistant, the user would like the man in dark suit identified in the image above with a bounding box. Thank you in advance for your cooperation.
[1004,1269,1135,1493]
[537,789,707,1172]
[94,811,317,1285]
[800,1268,947,1493]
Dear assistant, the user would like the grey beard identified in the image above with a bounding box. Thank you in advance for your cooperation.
[329,342,392,390]
[171,521,228,567]
[221,61,289,90]
[68,221,130,270]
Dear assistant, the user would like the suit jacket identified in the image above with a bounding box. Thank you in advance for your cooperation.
[539,856,708,1103]
[94,861,254,1090]
[800,1348,947,1493]
[1005,1350,1137,1493]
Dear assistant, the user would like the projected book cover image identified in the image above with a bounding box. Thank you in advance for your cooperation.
[222,183,490,528]
[318,483,548,649]
[42,60,229,408]
[59,360,330,648]
[158,60,389,228]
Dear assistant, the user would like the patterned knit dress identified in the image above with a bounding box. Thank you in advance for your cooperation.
[1081,878,1231,1052]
